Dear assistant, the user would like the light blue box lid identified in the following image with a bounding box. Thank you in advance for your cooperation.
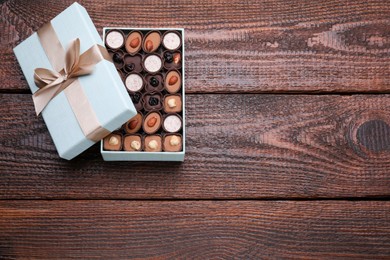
[13,2,136,160]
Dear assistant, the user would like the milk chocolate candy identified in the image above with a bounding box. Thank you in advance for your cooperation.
[124,112,143,134]
[103,133,123,151]
[163,134,182,152]
[163,94,182,113]
[123,134,143,151]
[125,31,142,54]
[143,111,162,134]
[144,135,162,152]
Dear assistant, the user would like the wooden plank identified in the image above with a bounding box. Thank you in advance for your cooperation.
[1,0,390,93]
[0,94,389,199]
[0,200,389,258]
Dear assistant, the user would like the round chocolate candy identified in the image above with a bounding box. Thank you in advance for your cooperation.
[163,114,182,133]
[143,54,162,73]
[162,31,181,51]
[105,30,125,49]
[125,73,144,92]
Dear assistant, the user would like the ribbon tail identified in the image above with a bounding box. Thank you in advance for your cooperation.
[32,77,68,115]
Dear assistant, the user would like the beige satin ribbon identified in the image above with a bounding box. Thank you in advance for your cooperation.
[33,22,112,142]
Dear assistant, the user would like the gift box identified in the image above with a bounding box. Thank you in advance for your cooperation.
[13,3,136,160]
[100,28,185,161]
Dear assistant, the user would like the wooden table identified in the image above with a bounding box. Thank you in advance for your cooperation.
[1,0,390,258]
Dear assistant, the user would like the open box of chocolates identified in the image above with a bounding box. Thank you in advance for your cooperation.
[101,28,185,161]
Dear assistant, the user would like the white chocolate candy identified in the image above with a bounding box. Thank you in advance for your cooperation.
[163,32,181,50]
[144,55,162,73]
[106,30,124,49]
[163,115,182,133]
[125,74,143,92]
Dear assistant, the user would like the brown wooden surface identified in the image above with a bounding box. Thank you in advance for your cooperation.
[1,94,390,199]
[1,201,390,259]
[2,0,390,93]
[1,0,390,258]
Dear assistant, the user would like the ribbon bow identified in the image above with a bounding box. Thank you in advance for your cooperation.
[33,38,100,115]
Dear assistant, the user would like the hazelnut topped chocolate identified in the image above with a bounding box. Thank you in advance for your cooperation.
[124,112,143,134]
[164,94,182,113]
[162,31,181,50]
[144,135,162,152]
[163,134,182,152]
[125,31,142,54]
[123,134,142,151]
[103,133,123,151]
[143,111,162,134]
[165,70,181,93]
[143,31,161,53]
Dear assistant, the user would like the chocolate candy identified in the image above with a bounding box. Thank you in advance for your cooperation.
[143,54,162,73]
[103,133,123,151]
[130,92,143,111]
[163,114,182,133]
[162,31,181,50]
[163,94,182,113]
[143,93,163,111]
[125,73,144,92]
[144,135,162,152]
[143,31,161,53]
[123,134,142,151]
[124,112,143,134]
[123,54,143,73]
[143,111,162,134]
[165,70,181,93]
[105,30,125,49]
[163,134,182,152]
[125,31,142,54]
[145,74,164,92]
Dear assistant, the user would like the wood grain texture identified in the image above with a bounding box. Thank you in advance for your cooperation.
[2,0,390,93]
[0,200,389,259]
[1,94,389,199]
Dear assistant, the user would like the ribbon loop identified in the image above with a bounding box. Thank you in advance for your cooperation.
[33,38,105,115]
